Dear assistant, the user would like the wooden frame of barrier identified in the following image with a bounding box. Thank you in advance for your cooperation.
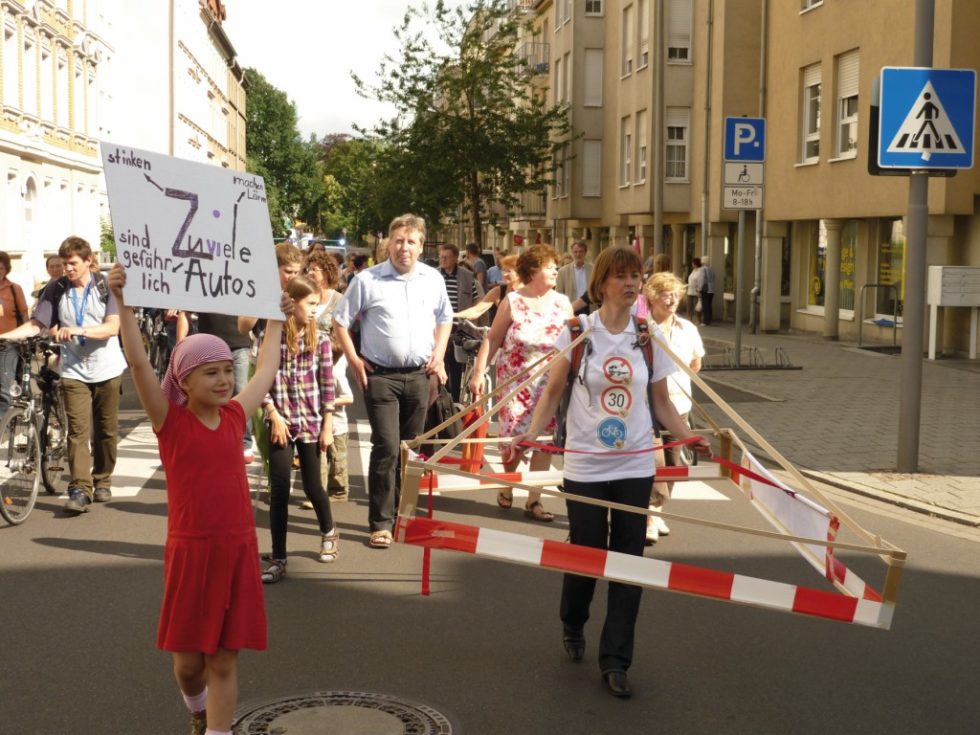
[393,324,906,627]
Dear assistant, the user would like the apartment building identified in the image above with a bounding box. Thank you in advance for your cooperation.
[0,0,246,290]
[513,0,980,356]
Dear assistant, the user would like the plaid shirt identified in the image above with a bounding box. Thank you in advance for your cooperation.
[263,334,335,442]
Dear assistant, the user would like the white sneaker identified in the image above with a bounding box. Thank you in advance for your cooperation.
[654,516,670,536]
[645,516,658,545]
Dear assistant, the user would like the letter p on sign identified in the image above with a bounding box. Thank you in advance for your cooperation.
[724,117,766,162]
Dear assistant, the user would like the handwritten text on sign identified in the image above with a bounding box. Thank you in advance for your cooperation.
[101,143,282,319]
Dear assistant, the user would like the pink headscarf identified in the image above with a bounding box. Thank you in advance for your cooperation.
[161,333,234,406]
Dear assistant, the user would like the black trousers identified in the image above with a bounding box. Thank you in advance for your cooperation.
[268,439,333,560]
[560,475,652,674]
[364,369,429,531]
[701,289,714,325]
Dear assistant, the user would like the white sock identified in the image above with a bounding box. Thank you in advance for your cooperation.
[182,685,208,713]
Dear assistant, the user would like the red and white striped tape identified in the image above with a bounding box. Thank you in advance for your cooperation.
[397,516,894,629]
[417,465,723,493]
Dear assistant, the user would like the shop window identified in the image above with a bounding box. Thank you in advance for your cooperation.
[876,219,905,318]
[807,221,826,307]
[840,220,857,310]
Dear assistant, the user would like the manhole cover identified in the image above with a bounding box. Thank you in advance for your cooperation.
[234,691,456,734]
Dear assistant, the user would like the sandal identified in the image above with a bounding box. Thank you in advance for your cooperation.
[524,501,554,523]
[369,530,393,549]
[497,491,513,509]
[261,556,287,584]
[319,530,340,563]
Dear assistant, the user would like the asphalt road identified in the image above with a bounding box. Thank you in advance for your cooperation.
[1,385,978,734]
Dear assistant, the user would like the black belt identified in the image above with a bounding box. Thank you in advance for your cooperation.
[370,363,425,375]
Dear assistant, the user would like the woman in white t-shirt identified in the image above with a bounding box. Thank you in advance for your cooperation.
[643,271,706,544]
[506,246,709,699]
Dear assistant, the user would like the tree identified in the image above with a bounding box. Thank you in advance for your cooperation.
[354,0,569,249]
[244,68,324,236]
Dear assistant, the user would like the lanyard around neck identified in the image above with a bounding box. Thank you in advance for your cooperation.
[68,280,93,345]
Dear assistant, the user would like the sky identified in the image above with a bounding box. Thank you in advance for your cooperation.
[223,0,469,139]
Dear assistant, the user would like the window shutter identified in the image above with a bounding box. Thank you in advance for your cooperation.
[803,63,821,89]
[667,0,692,51]
[838,50,858,98]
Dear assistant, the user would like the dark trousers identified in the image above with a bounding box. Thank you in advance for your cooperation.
[61,375,122,495]
[444,344,464,403]
[268,439,333,560]
[701,289,714,325]
[560,475,652,674]
[365,369,429,531]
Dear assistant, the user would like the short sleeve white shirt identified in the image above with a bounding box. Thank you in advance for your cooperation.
[658,315,705,416]
[554,312,676,482]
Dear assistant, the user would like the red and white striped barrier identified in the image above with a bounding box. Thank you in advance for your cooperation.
[417,464,722,493]
[738,450,882,602]
[398,516,894,629]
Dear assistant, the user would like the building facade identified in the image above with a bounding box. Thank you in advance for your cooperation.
[1,0,111,288]
[0,0,246,291]
[512,0,980,356]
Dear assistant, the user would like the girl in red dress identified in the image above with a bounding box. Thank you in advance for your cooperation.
[109,264,291,735]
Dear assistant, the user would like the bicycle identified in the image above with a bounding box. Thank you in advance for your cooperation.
[0,338,44,523]
[453,318,491,409]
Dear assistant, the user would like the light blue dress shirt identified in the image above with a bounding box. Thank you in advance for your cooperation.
[333,260,453,368]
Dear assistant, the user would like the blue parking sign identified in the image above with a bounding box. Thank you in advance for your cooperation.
[724,117,766,162]
[878,67,975,169]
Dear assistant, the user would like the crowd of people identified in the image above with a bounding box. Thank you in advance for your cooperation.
[0,220,717,726]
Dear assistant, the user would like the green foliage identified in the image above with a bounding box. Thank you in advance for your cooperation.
[353,0,569,247]
[244,68,324,237]
[99,216,116,258]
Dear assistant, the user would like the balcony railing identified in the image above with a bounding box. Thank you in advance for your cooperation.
[518,189,547,217]
[516,41,550,75]
[509,0,537,14]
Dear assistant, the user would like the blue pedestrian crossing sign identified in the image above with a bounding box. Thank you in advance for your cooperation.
[878,67,975,169]
[724,117,766,162]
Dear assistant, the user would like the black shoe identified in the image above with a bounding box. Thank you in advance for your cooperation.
[562,632,585,662]
[64,488,92,515]
[602,670,632,698]
[93,487,112,503]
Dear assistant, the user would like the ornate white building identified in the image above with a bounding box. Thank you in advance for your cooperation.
[0,0,246,292]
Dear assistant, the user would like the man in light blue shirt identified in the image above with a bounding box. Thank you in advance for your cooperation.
[333,213,453,547]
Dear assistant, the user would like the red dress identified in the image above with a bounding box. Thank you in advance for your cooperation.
[155,400,267,653]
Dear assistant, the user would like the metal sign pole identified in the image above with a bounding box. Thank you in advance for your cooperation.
[735,210,746,366]
[896,0,934,473]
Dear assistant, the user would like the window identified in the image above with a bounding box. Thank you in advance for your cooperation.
[806,222,827,308]
[840,221,856,310]
[56,50,69,128]
[563,51,571,104]
[622,4,634,76]
[836,50,859,157]
[667,0,692,62]
[3,25,18,107]
[582,140,601,197]
[562,142,571,196]
[620,116,632,186]
[585,0,603,16]
[554,56,563,104]
[876,219,905,318]
[40,44,53,122]
[584,49,603,107]
[801,0,823,10]
[74,63,85,132]
[23,34,38,116]
[637,0,649,69]
[636,109,648,183]
[665,107,690,181]
[801,64,821,161]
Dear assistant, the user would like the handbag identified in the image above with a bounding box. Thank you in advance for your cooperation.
[695,297,703,313]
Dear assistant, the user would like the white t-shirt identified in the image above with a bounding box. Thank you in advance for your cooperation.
[656,315,705,416]
[55,288,127,383]
[555,312,677,482]
[332,354,351,436]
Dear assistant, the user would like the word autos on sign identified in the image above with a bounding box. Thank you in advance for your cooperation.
[101,143,283,319]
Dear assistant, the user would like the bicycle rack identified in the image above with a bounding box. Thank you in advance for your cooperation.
[857,284,900,352]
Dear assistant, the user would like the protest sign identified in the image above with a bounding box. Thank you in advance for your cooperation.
[101,143,282,318]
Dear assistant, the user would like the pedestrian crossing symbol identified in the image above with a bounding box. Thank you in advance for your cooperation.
[879,67,975,170]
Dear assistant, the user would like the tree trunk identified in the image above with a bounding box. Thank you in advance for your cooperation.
[468,172,483,251]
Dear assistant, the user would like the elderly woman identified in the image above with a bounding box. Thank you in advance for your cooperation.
[468,244,573,522]
[506,245,709,697]
[642,271,705,543]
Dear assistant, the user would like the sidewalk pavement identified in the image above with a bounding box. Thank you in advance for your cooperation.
[689,322,980,527]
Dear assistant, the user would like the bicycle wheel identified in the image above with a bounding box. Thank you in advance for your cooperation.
[0,409,42,525]
[41,393,69,495]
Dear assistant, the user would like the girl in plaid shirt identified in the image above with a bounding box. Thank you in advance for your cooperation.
[260,275,338,583]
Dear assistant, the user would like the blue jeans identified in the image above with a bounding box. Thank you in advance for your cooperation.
[232,347,253,449]
[0,342,19,415]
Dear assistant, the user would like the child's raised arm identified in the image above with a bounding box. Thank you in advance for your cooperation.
[235,292,292,416]
[108,265,170,430]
